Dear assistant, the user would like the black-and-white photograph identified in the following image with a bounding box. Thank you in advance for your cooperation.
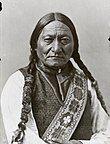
[0,0,110,144]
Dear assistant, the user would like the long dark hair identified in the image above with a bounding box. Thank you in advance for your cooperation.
[11,12,108,143]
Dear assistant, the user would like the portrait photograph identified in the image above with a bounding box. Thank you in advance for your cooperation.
[0,0,110,144]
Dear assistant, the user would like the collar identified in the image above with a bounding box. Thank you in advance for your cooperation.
[37,60,76,84]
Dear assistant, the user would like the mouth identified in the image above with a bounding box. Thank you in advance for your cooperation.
[47,56,64,59]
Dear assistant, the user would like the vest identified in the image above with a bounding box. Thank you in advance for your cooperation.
[20,66,92,140]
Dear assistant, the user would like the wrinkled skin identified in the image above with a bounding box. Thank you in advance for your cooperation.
[37,21,74,70]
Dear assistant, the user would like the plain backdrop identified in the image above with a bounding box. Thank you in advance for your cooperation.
[0,0,110,143]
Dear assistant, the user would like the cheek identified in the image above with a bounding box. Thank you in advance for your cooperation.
[37,43,44,59]
[37,41,49,53]
[37,42,49,60]
[65,44,74,57]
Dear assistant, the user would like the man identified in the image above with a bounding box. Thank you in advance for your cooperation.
[1,12,110,144]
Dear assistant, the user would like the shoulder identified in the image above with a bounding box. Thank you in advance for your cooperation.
[6,70,25,86]
[1,68,27,118]
[19,65,29,77]
[1,67,27,97]
[74,67,87,81]
[8,65,29,83]
[70,60,87,79]
[1,69,25,122]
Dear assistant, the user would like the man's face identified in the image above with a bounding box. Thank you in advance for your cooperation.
[37,21,74,69]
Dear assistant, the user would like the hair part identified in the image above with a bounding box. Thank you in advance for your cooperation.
[30,12,79,51]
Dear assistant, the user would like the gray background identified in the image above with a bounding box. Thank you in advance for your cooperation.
[0,0,110,143]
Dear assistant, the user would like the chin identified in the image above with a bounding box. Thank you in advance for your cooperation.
[46,62,67,69]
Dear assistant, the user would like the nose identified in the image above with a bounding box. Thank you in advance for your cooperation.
[51,39,62,54]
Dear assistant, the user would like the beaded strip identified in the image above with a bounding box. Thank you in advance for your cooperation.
[42,70,87,142]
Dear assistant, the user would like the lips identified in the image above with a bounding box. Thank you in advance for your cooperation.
[47,56,64,59]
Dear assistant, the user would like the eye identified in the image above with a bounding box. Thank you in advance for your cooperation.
[60,37,71,45]
[44,37,53,44]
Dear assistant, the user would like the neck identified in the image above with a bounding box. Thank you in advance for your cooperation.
[37,60,67,75]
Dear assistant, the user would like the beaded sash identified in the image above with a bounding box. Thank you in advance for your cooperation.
[42,70,87,142]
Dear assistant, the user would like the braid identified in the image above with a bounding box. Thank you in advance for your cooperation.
[91,81,109,115]
[72,52,109,115]
[73,52,95,82]
[11,48,37,143]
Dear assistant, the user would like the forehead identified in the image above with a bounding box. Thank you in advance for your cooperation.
[41,21,73,36]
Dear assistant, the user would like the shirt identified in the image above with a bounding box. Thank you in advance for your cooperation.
[1,69,110,144]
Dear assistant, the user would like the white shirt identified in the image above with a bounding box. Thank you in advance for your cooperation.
[1,71,110,144]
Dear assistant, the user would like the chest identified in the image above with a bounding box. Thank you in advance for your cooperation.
[32,71,92,139]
